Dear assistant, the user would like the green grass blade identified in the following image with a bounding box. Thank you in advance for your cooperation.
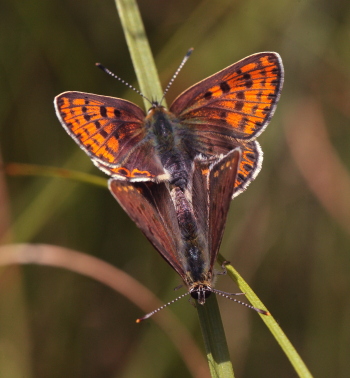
[114,0,164,108]
[218,254,313,378]
[197,295,235,378]
[5,163,107,188]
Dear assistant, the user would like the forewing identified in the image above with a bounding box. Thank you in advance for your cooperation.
[108,179,185,277]
[190,149,240,269]
[170,52,284,142]
[55,92,165,180]
[191,158,211,244]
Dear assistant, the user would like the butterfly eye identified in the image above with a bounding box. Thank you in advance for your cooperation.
[204,290,212,299]
[190,287,212,303]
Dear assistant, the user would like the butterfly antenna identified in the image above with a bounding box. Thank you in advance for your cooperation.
[211,288,270,315]
[159,48,194,105]
[136,292,190,323]
[96,63,152,105]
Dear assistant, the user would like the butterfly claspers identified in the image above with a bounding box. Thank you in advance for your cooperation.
[54,52,284,196]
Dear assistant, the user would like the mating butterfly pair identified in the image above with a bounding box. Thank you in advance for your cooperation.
[54,52,283,315]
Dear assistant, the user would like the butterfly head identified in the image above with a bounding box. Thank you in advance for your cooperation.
[189,283,212,305]
[148,100,165,113]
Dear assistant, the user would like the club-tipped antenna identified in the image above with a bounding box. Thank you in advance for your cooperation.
[159,47,194,105]
[211,288,270,315]
[96,63,152,105]
[136,292,190,323]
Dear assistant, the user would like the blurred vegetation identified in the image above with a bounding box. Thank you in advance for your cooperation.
[1,0,350,377]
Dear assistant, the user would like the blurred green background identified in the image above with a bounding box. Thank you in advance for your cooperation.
[1,0,350,377]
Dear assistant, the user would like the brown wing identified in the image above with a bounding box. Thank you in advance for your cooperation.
[207,149,240,267]
[192,149,240,270]
[108,179,186,278]
[55,92,165,180]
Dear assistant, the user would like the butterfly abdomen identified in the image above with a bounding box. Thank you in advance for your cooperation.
[171,187,208,283]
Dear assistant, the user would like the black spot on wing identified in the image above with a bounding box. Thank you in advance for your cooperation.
[239,117,248,130]
[262,106,270,115]
[244,73,253,88]
[100,129,108,138]
[236,91,245,100]
[235,101,244,111]
[204,91,212,100]
[220,81,230,93]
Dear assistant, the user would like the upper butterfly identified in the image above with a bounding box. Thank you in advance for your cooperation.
[54,52,284,196]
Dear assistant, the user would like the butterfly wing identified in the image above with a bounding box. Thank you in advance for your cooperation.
[191,139,262,199]
[171,52,282,196]
[192,149,241,270]
[55,92,165,180]
[170,52,284,142]
[207,149,240,267]
[108,178,186,277]
[233,140,262,198]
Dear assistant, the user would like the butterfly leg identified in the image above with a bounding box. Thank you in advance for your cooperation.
[217,260,231,276]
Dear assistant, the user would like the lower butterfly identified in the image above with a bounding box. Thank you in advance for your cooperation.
[109,148,269,320]
[55,52,284,196]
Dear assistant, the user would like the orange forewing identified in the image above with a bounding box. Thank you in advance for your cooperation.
[55,92,165,180]
[171,52,283,140]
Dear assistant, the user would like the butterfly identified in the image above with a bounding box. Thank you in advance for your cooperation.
[55,52,284,196]
[109,148,268,320]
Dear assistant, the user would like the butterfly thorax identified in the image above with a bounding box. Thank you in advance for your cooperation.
[146,106,192,190]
